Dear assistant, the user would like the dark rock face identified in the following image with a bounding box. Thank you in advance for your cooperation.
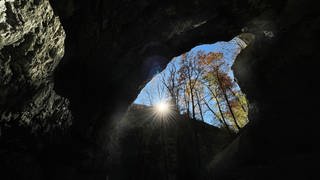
[0,0,72,134]
[0,0,319,179]
[107,104,232,180]
[0,1,72,179]
[209,1,320,179]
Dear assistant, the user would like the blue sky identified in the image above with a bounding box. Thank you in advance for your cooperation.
[134,38,243,126]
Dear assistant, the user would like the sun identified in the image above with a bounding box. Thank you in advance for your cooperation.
[155,101,170,114]
[151,100,176,124]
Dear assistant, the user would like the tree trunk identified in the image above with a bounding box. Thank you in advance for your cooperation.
[189,85,196,120]
[216,70,241,130]
[203,80,232,133]
[203,100,226,129]
[183,85,191,119]
[227,87,247,112]
[195,91,204,122]
[207,88,233,134]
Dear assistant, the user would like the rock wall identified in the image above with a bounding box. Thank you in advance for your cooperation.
[107,104,232,180]
[0,1,72,178]
[0,0,72,134]
[209,0,320,179]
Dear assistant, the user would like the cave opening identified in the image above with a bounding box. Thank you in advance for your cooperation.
[133,34,252,133]
[106,34,254,180]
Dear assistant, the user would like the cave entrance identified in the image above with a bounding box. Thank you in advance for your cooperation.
[134,34,252,133]
[108,34,253,180]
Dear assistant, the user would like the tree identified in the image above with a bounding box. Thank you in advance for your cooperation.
[160,63,181,111]
[215,70,241,130]
[198,51,247,132]
[202,81,233,134]
[143,76,167,106]
[178,51,209,120]
[226,91,249,128]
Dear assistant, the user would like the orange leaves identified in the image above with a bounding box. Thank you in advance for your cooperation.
[217,71,234,91]
[198,51,223,66]
[229,98,241,109]
[177,65,187,83]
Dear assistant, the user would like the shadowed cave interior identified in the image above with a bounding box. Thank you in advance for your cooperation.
[0,0,319,180]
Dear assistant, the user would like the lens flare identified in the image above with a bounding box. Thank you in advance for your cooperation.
[151,101,175,122]
[155,102,170,114]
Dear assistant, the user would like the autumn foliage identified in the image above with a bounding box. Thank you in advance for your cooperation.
[145,50,248,133]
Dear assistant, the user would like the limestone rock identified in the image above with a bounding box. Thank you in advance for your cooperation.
[0,0,72,133]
